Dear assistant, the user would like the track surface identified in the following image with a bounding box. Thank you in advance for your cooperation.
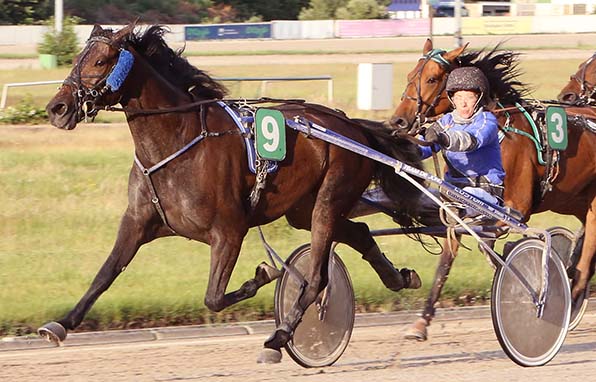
[2,307,596,382]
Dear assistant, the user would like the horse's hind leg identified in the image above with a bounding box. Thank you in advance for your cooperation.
[258,179,356,363]
[38,211,153,344]
[258,213,334,363]
[287,199,421,293]
[332,219,421,292]
[403,236,461,342]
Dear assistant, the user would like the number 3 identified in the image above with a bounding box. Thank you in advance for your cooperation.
[549,113,564,144]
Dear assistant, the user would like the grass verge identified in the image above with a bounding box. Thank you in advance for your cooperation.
[0,123,586,336]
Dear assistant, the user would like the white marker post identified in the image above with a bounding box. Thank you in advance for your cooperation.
[55,0,63,33]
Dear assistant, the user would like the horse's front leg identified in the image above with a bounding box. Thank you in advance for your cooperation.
[38,211,155,344]
[572,198,596,300]
[224,262,282,305]
[404,236,460,341]
[202,227,250,312]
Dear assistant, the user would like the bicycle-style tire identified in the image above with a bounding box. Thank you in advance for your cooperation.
[273,244,355,368]
[491,237,570,367]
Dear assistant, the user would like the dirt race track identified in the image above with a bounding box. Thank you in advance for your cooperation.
[2,307,596,382]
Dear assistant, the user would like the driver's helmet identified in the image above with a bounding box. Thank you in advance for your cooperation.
[446,66,490,105]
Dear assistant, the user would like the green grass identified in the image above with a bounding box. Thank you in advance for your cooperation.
[0,58,590,335]
[2,42,596,60]
[0,58,582,119]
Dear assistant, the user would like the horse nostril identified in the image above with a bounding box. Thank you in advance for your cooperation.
[390,116,408,130]
[50,102,68,117]
[559,92,578,104]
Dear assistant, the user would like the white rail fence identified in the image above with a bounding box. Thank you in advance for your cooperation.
[1,80,63,109]
[1,76,333,110]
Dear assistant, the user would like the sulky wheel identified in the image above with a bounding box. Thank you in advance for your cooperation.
[547,226,589,331]
[491,237,571,367]
[274,243,355,368]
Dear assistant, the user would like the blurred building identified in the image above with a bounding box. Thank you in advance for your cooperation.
[387,0,596,18]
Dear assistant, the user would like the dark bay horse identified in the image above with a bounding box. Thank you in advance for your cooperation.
[390,39,596,341]
[39,24,424,363]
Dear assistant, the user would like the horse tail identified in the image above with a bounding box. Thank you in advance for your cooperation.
[354,119,425,224]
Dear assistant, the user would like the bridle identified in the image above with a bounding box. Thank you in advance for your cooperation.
[569,52,596,105]
[62,35,134,122]
[400,48,453,135]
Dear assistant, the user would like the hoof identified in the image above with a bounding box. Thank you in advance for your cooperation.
[400,268,422,289]
[37,322,67,346]
[256,348,283,364]
[257,262,283,283]
[403,318,428,341]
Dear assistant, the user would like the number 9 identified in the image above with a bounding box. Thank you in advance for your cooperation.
[261,115,280,152]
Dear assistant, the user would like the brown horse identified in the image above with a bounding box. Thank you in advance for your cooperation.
[390,39,596,341]
[558,52,596,106]
[38,24,425,363]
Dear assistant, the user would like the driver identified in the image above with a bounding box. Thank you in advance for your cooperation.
[420,66,505,216]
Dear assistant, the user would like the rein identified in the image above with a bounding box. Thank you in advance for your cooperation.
[104,97,308,116]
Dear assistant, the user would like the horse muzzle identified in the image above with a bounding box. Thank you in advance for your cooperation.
[46,97,79,130]
[557,91,580,105]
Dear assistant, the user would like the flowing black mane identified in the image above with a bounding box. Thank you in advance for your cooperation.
[457,45,530,105]
[128,25,228,100]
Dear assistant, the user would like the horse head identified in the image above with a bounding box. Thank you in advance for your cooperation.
[389,39,466,136]
[558,53,596,105]
[390,40,528,139]
[46,23,136,130]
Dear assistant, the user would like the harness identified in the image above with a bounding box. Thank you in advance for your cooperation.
[63,35,135,122]
[65,35,291,236]
[401,48,452,134]
[133,103,248,236]
[569,52,596,105]
[405,48,563,203]
[497,102,560,200]
[132,101,287,235]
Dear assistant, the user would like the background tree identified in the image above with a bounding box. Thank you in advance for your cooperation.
[0,0,51,24]
[64,0,213,24]
[299,0,347,20]
[37,16,79,66]
[216,0,310,21]
[335,0,387,19]
[0,0,392,24]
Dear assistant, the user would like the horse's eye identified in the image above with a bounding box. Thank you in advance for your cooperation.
[95,60,105,67]
[426,77,437,84]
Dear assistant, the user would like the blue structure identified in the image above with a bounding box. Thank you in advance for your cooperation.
[387,0,421,12]
[185,23,271,40]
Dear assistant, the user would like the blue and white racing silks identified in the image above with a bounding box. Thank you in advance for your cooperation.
[419,110,505,187]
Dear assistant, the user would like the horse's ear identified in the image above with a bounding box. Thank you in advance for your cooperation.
[113,23,136,43]
[443,42,469,63]
[423,39,433,55]
[90,24,103,37]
